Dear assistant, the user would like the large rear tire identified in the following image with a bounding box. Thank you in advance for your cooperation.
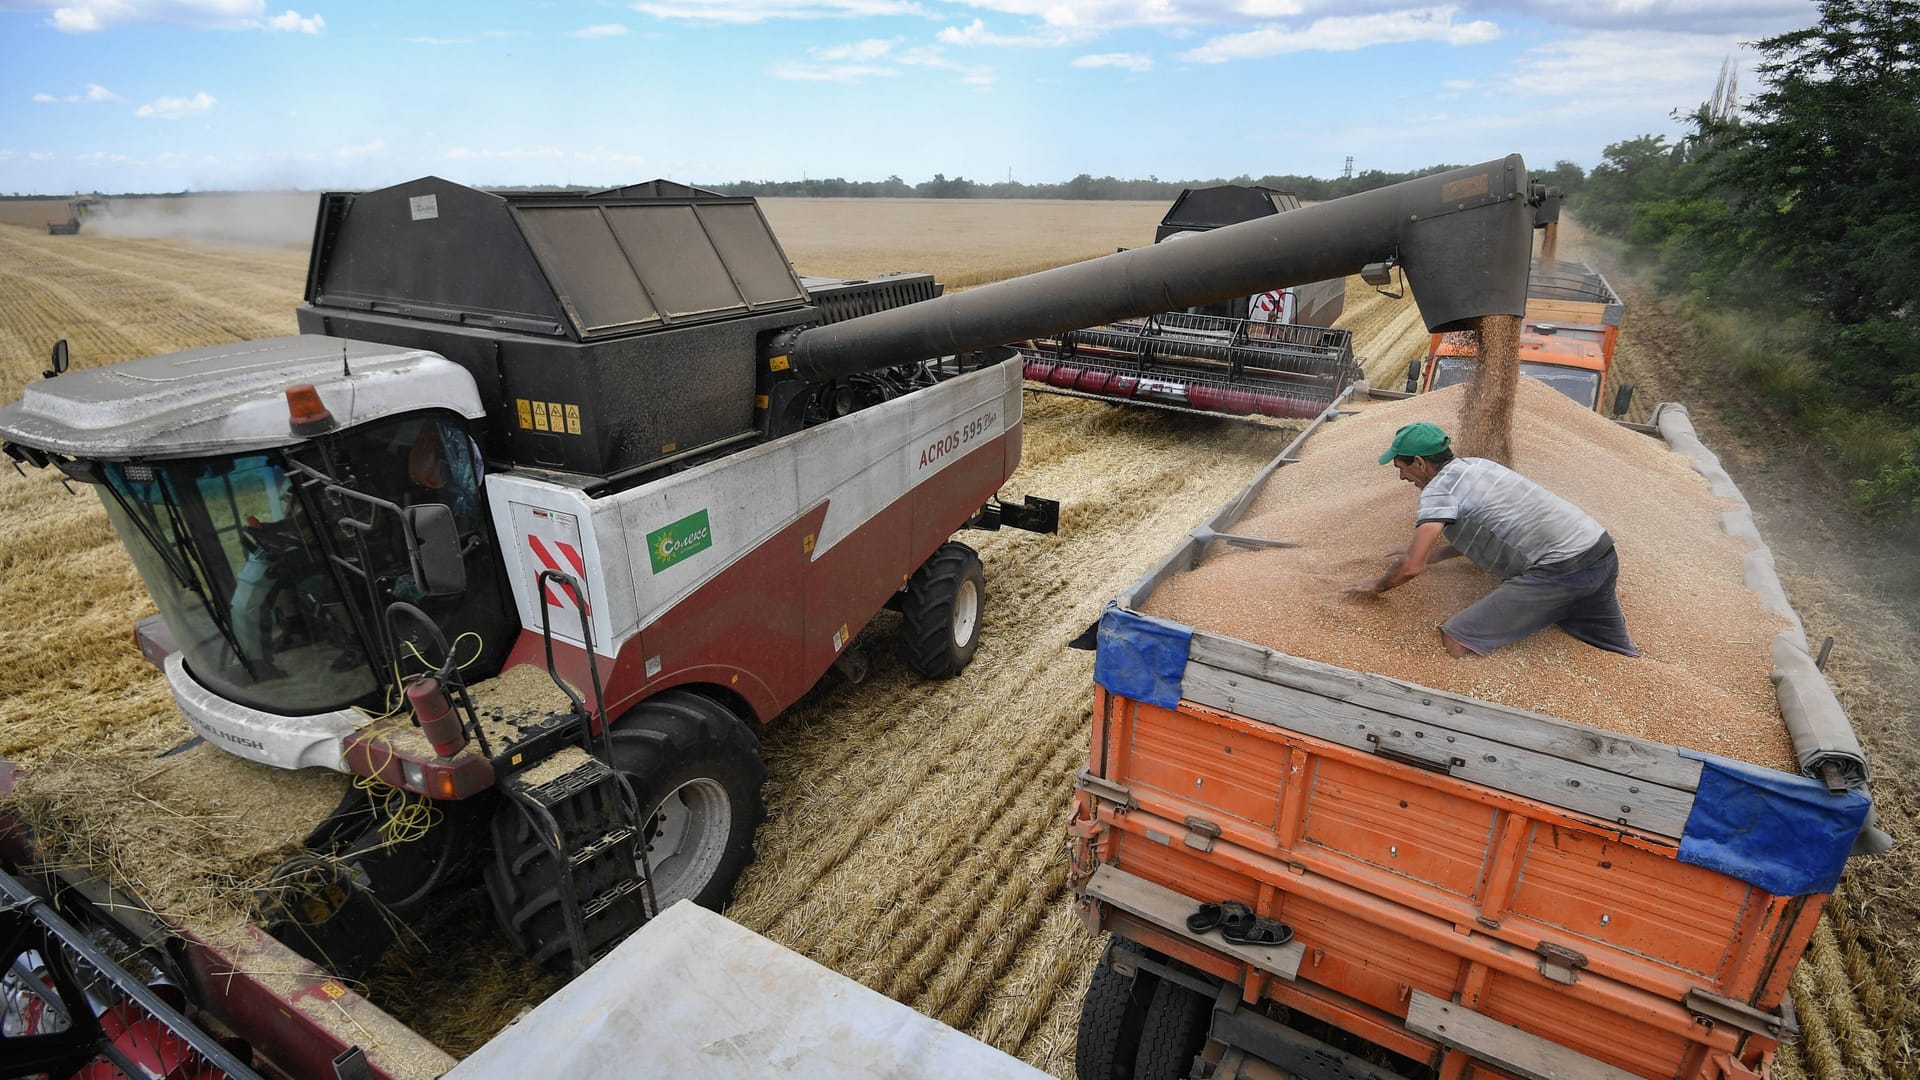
[484,690,765,967]
[614,691,767,910]
[1076,942,1154,1080]
[900,541,985,679]
[1134,978,1213,1080]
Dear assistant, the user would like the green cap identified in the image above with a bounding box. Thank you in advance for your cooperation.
[1379,421,1451,464]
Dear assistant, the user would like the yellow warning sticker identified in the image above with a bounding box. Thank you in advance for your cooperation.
[755,394,770,410]
[565,403,581,435]
[769,354,790,372]
[531,402,550,432]
[547,402,564,432]
[515,399,533,429]
[320,981,348,1000]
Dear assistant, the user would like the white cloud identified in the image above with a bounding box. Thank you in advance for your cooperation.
[1181,6,1499,61]
[264,9,323,32]
[19,1,329,33]
[1506,30,1757,111]
[630,0,929,24]
[30,83,122,103]
[569,23,630,37]
[443,146,568,161]
[1479,0,1805,35]
[770,36,909,81]
[937,16,1088,46]
[1234,0,1301,14]
[135,92,217,119]
[1073,51,1151,70]
[31,151,56,160]
[933,1,1189,31]
[818,37,901,60]
[335,139,388,159]
[76,151,132,162]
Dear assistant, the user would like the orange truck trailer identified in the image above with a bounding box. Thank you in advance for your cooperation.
[1068,391,1887,1080]
[1406,258,1631,417]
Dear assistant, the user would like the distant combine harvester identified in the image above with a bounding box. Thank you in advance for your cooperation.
[47,193,108,235]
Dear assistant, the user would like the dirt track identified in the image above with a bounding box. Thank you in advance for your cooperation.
[0,210,1911,1075]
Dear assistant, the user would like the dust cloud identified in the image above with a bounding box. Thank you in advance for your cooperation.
[86,192,318,249]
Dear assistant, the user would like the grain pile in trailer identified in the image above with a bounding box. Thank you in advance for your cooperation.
[1141,377,1798,770]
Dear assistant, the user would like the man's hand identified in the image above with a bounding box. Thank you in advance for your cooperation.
[1344,580,1383,598]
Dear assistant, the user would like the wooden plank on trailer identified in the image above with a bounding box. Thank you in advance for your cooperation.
[1187,633,1702,791]
[1085,864,1304,981]
[1180,661,1695,838]
[1404,990,1640,1080]
[1525,297,1618,327]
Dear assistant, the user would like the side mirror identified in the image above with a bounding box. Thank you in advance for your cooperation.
[403,503,467,598]
[1404,358,1423,394]
[1611,382,1637,418]
[45,340,69,379]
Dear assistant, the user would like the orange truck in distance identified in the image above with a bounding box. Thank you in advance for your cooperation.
[1405,258,1632,417]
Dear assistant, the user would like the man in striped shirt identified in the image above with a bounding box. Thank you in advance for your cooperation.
[1348,421,1638,659]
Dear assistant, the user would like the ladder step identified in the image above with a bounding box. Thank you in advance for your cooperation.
[581,879,646,923]
[569,827,636,868]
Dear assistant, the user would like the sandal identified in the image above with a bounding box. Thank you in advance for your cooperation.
[1186,900,1251,934]
[1222,916,1293,946]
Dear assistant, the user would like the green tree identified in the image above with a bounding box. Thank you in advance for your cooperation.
[1573,135,1683,238]
[1715,0,1920,399]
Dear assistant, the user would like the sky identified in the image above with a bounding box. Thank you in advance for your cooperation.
[0,0,1817,194]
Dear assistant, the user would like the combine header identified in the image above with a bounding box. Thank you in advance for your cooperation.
[1020,184,1358,421]
[1022,314,1357,420]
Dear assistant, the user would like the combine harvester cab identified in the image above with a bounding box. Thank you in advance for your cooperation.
[1021,184,1361,421]
[1069,400,1889,1076]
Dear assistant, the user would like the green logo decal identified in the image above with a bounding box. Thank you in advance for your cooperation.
[647,510,713,574]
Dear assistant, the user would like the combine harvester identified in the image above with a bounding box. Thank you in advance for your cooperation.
[1021,185,1360,422]
[1,159,1561,1077]
[46,194,108,235]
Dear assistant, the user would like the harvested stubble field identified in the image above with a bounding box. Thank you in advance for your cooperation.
[0,199,1912,1077]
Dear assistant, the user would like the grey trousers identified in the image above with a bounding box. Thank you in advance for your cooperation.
[1441,549,1639,657]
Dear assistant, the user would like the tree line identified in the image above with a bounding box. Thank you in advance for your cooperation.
[706,161,1588,203]
[1571,0,1919,537]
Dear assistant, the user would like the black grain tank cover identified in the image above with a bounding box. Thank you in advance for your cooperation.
[299,177,820,482]
[1154,186,1297,243]
[305,177,809,339]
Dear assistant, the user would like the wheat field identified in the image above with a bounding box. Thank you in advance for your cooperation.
[0,199,1896,1077]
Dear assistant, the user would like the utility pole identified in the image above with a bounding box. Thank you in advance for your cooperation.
[1343,156,1354,179]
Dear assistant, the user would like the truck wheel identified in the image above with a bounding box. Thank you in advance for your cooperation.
[1076,942,1153,1080]
[1134,979,1213,1080]
[900,541,985,679]
[484,690,765,967]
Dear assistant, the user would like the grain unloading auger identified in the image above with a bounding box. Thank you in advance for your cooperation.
[0,159,1549,1074]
